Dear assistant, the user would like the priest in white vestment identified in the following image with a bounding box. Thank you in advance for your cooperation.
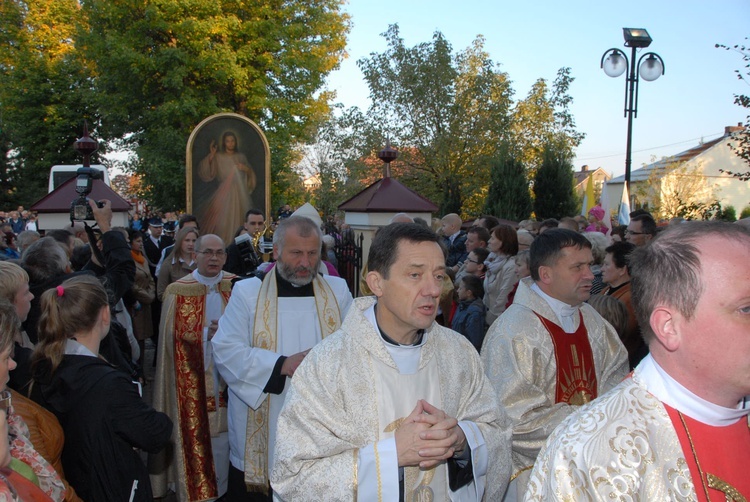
[212,216,353,499]
[272,223,512,501]
[526,222,750,501]
[481,229,628,500]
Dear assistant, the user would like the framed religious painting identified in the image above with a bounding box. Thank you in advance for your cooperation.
[186,113,271,245]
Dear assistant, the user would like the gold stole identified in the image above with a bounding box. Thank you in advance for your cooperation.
[243,272,342,490]
[172,279,232,502]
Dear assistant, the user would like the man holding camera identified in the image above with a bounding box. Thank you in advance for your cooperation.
[224,209,270,277]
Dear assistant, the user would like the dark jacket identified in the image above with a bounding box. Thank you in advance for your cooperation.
[32,354,172,502]
[443,232,468,268]
[451,298,486,353]
[142,234,174,277]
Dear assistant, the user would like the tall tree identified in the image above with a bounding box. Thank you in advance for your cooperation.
[0,0,350,211]
[510,67,586,174]
[484,143,532,221]
[0,0,94,207]
[83,0,349,210]
[533,142,577,219]
[355,25,515,214]
[716,39,750,180]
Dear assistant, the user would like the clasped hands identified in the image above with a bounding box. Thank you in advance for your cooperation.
[395,399,467,469]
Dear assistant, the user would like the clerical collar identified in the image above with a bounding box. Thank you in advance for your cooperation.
[193,270,223,288]
[531,282,579,318]
[275,268,314,297]
[373,304,424,346]
[635,354,750,427]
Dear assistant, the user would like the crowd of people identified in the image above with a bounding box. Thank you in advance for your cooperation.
[0,197,747,501]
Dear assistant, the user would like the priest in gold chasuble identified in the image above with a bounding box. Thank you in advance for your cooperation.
[482,229,628,500]
[272,223,512,501]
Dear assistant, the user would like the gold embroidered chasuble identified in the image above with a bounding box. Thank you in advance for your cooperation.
[526,370,750,501]
[271,296,512,501]
[150,273,235,502]
[481,278,628,500]
[243,272,342,491]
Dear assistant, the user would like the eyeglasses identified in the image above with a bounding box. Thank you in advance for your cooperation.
[465,258,481,264]
[625,230,648,236]
[196,250,226,258]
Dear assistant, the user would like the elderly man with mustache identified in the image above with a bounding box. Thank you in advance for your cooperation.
[212,216,353,501]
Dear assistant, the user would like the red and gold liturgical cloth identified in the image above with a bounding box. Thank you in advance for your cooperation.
[665,404,750,502]
[173,288,230,501]
[534,311,597,405]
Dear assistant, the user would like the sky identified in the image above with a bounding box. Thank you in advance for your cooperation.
[324,0,749,178]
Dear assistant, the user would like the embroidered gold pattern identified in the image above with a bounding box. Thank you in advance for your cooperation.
[352,448,359,501]
[173,293,218,500]
[678,411,746,502]
[707,474,747,502]
[244,274,342,487]
[374,440,382,502]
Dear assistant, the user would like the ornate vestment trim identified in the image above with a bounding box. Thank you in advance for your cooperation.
[534,311,598,405]
[243,272,342,489]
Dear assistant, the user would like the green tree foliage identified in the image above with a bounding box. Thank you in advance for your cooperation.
[740,205,750,219]
[81,0,350,210]
[510,68,586,174]
[354,25,515,214]
[484,143,532,221]
[0,0,350,210]
[0,0,93,207]
[533,142,577,219]
[716,205,737,221]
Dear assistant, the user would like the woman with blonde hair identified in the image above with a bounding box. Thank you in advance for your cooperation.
[157,226,199,301]
[30,276,172,502]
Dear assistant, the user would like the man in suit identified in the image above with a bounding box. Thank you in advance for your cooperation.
[143,218,174,358]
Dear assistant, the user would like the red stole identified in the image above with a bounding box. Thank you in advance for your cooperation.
[664,404,750,501]
[534,311,597,405]
[173,287,231,501]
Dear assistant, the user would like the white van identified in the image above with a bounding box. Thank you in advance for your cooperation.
[48,164,110,192]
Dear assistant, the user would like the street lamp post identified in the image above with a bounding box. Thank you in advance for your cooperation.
[601,28,665,196]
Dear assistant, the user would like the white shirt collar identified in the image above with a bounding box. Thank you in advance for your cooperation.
[64,339,98,358]
[530,282,579,331]
[635,354,750,426]
[193,269,223,288]
[364,303,425,375]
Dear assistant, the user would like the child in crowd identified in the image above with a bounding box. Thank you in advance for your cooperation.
[451,275,486,353]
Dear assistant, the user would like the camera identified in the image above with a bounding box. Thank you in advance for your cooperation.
[234,233,262,274]
[70,167,104,221]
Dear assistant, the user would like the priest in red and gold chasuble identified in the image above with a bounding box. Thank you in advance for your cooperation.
[482,229,628,501]
[150,234,236,502]
[526,222,750,501]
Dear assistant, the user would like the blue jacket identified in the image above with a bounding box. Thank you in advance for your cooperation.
[451,298,486,352]
[443,231,468,268]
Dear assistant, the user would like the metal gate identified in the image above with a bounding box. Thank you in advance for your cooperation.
[333,231,364,298]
